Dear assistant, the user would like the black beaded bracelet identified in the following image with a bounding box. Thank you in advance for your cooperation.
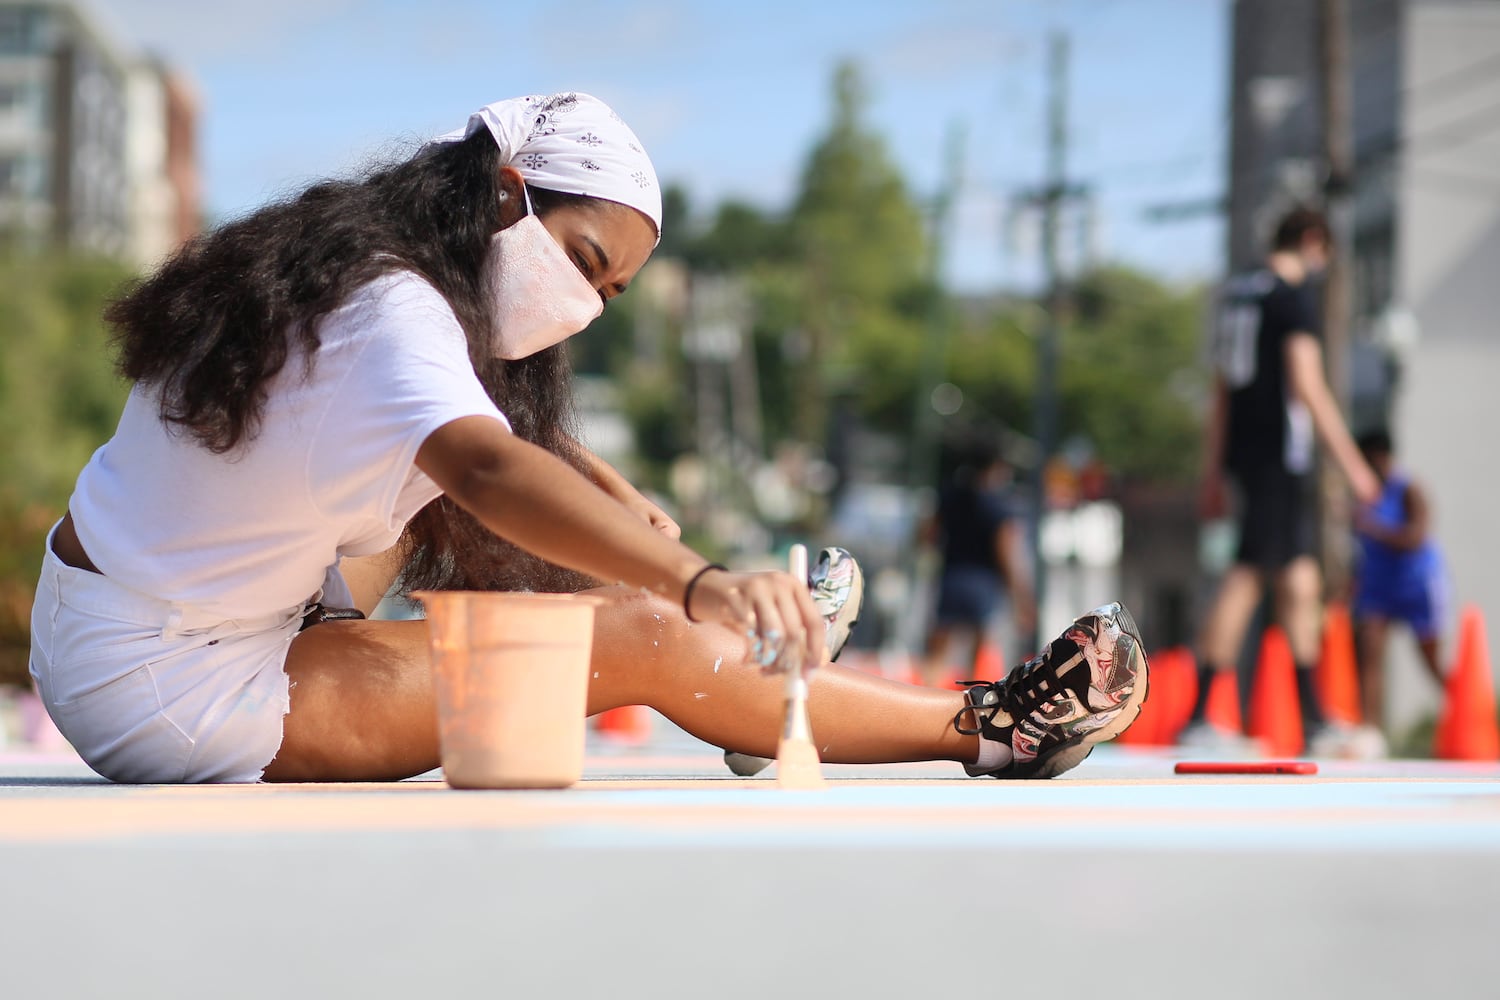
[683,563,728,623]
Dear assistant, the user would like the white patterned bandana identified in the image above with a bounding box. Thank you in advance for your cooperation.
[428,92,662,242]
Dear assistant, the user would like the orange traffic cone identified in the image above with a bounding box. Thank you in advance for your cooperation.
[1204,666,1244,735]
[974,642,1006,681]
[1158,648,1201,744]
[1248,625,1303,756]
[1317,602,1362,725]
[595,705,653,746]
[1116,646,1195,746]
[1433,605,1500,761]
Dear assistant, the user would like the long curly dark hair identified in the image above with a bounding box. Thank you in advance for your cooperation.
[104,130,598,595]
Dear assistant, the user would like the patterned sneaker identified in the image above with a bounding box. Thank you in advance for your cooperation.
[954,602,1149,779]
[808,545,864,661]
[723,547,865,777]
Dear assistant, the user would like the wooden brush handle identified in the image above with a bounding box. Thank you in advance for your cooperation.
[786,544,809,679]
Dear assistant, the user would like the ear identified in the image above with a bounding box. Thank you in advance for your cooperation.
[496,165,527,228]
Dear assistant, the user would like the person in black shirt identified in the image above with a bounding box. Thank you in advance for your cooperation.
[919,440,1036,686]
[1182,208,1380,750]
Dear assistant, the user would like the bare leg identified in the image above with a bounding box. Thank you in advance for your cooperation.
[1416,635,1444,687]
[267,585,976,782]
[1275,556,1323,666]
[1198,564,1264,667]
[594,588,974,761]
[921,624,956,686]
[922,623,983,686]
[269,617,440,781]
[1355,615,1389,728]
[957,628,982,676]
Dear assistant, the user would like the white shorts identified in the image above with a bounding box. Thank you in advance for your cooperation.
[27,523,333,783]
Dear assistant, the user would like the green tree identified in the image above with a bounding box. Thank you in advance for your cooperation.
[933,268,1207,485]
[944,299,1038,437]
[789,61,930,441]
[686,200,794,274]
[0,253,133,684]
[1057,266,1206,483]
[624,62,933,497]
[611,64,1204,548]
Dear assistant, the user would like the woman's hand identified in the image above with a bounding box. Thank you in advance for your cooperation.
[620,491,682,539]
[685,568,826,675]
[577,443,682,538]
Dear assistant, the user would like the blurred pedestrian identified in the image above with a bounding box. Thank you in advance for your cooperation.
[1350,428,1448,755]
[28,91,1147,784]
[1183,207,1381,752]
[919,440,1036,687]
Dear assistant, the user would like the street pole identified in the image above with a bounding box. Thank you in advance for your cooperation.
[904,124,964,659]
[1026,32,1070,655]
[1319,0,1354,597]
[908,124,965,502]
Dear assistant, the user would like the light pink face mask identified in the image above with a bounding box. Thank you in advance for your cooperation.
[483,186,603,360]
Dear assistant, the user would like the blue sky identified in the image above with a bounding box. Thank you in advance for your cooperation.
[93,0,1229,292]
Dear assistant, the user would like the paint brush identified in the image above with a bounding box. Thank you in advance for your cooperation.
[777,543,827,789]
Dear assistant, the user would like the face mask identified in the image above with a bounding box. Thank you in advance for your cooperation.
[483,186,603,360]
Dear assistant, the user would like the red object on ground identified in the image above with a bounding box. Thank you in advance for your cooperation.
[1433,605,1500,761]
[1317,602,1362,724]
[1174,760,1317,775]
[594,705,653,746]
[1248,625,1304,756]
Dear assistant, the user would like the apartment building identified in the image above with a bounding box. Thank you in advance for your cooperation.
[0,0,198,262]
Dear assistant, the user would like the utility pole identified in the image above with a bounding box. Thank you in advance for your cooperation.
[903,125,964,659]
[1020,32,1088,655]
[908,124,966,503]
[1319,0,1354,596]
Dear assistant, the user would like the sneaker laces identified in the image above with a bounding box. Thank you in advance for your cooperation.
[950,640,1074,736]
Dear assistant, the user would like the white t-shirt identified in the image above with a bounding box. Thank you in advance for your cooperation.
[70,271,510,620]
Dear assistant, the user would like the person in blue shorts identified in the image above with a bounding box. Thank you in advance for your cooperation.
[919,439,1036,687]
[1352,428,1448,747]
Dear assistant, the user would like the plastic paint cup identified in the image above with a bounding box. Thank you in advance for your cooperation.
[416,591,602,789]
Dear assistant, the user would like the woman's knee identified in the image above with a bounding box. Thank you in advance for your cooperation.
[585,586,747,683]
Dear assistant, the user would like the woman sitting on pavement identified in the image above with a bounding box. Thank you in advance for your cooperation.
[29,92,1147,784]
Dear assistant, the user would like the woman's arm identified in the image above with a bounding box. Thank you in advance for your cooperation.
[572,438,681,539]
[415,416,822,668]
